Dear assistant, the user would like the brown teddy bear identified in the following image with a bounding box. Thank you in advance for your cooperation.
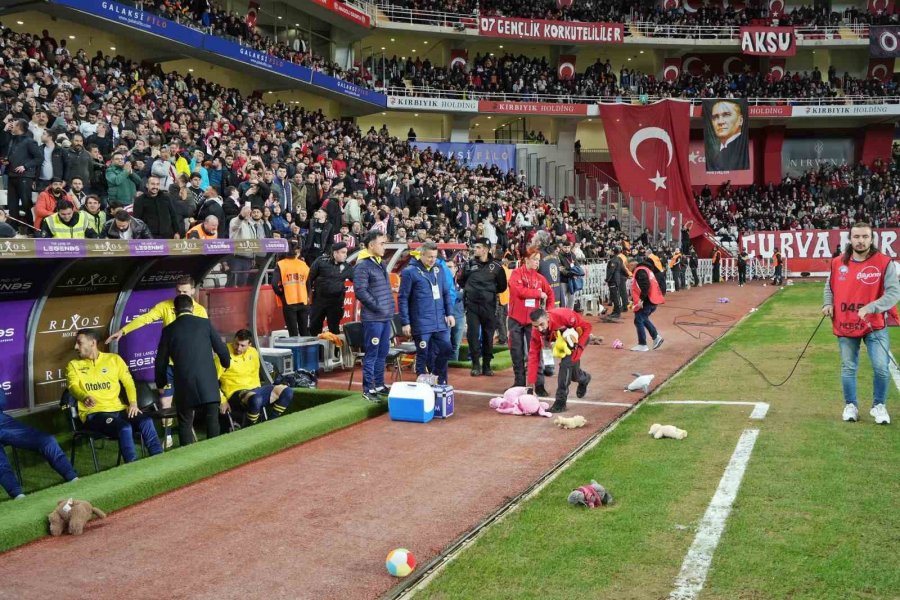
[48,498,107,536]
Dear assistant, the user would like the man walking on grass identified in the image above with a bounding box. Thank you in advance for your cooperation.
[823,222,900,425]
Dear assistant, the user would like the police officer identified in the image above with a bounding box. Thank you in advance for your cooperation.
[308,241,354,336]
[273,240,311,337]
[688,250,700,287]
[459,238,508,376]
[605,247,625,319]
[539,242,565,309]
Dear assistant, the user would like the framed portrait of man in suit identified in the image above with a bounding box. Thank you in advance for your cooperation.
[703,98,750,172]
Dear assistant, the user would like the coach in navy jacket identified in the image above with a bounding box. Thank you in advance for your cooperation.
[398,241,454,384]
[353,229,396,400]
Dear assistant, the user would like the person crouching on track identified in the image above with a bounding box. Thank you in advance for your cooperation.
[398,241,454,384]
[527,308,592,413]
[218,329,293,425]
[628,259,666,352]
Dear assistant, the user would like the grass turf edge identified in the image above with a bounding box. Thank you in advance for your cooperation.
[0,390,384,553]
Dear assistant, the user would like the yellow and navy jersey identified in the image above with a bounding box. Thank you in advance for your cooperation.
[216,345,262,399]
[65,352,136,422]
[121,298,208,335]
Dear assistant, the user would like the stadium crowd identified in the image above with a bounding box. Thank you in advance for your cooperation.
[382,52,896,101]
[695,159,900,235]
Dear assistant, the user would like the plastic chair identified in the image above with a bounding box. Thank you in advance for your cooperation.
[60,390,146,473]
[343,321,402,390]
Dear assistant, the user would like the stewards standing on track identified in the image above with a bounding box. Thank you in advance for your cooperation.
[507,248,554,395]
[398,241,454,384]
[273,240,311,337]
[628,259,666,353]
[772,247,784,286]
[308,241,353,336]
[353,229,396,403]
[459,238,508,377]
[155,295,231,445]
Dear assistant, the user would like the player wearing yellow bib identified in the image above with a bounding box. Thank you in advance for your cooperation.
[66,329,162,462]
[217,330,293,425]
[105,275,207,447]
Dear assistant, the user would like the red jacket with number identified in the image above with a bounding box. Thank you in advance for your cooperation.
[508,264,555,326]
[829,252,892,337]
[527,308,592,385]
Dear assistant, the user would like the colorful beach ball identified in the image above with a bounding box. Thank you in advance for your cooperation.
[385,548,416,577]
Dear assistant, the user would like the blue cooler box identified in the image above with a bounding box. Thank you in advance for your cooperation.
[388,382,435,423]
[433,384,454,419]
[273,337,320,373]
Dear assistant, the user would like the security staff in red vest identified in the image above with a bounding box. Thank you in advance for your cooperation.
[273,240,311,337]
[823,222,900,425]
[628,259,666,352]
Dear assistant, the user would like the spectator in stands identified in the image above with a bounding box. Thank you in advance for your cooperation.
[0,210,17,238]
[134,175,180,239]
[34,177,75,230]
[308,242,353,336]
[217,329,293,425]
[186,215,220,239]
[41,199,97,239]
[0,388,78,499]
[106,152,142,206]
[66,329,163,462]
[273,241,311,337]
[37,128,65,190]
[155,295,231,446]
[354,230,396,403]
[82,195,107,234]
[3,117,41,234]
[304,209,333,265]
[100,210,152,240]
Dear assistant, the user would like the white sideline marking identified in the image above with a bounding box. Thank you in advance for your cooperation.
[326,380,632,407]
[888,351,900,394]
[649,400,770,420]
[668,429,760,600]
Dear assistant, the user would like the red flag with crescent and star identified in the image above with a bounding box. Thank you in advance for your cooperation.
[599,100,710,239]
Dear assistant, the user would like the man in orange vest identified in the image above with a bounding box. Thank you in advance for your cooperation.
[186,215,219,239]
[772,247,784,286]
[628,258,665,352]
[823,222,899,424]
[273,240,311,337]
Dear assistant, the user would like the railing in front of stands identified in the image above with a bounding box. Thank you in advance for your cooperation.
[374,4,871,40]
[384,87,900,106]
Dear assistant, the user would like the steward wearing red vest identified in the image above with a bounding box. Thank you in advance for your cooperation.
[823,223,900,425]
[629,260,665,352]
[772,248,784,285]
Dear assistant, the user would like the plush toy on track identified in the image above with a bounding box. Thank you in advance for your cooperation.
[48,498,107,536]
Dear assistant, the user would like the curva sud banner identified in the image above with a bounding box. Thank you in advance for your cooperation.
[741,229,900,273]
[411,142,516,171]
[739,26,797,56]
[478,16,624,44]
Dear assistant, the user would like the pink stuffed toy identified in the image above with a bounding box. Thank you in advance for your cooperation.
[489,387,553,418]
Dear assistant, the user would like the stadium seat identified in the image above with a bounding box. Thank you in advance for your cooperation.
[60,390,146,473]
[342,321,403,391]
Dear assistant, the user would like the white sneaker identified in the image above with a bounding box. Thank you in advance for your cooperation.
[842,403,859,422]
[630,345,649,352]
[653,336,665,350]
[164,434,174,449]
[870,404,891,425]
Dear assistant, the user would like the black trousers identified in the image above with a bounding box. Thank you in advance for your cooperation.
[690,267,699,287]
[466,303,496,366]
[618,280,629,310]
[712,263,720,283]
[309,299,343,335]
[556,355,589,404]
[655,271,667,295]
[176,402,220,446]
[283,304,310,337]
[508,318,544,388]
[674,267,686,291]
[773,266,783,285]
[608,283,622,315]
[738,266,747,285]
[7,177,34,228]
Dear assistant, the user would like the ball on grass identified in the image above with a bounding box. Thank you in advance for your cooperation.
[386,548,416,577]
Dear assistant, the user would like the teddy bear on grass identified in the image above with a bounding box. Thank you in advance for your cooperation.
[48,498,106,536]
[648,423,687,440]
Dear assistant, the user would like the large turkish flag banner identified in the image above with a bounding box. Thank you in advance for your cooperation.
[600,100,710,238]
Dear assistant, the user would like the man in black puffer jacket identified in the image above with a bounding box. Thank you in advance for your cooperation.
[308,242,354,335]
[3,118,42,232]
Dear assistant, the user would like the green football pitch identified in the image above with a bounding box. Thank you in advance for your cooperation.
[414,283,900,600]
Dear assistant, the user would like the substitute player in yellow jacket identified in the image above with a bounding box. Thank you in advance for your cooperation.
[66,329,163,461]
[216,329,293,425]
[105,275,207,447]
